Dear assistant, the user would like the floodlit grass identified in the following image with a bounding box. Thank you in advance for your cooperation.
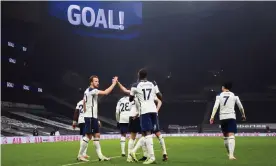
[2,137,276,166]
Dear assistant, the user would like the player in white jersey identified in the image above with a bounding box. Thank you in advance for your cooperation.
[117,82,141,162]
[118,78,168,163]
[115,96,132,157]
[130,96,168,162]
[210,82,246,160]
[118,69,161,164]
[73,100,90,159]
[77,75,118,162]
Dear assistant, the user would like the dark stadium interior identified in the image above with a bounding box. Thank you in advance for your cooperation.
[1,1,276,137]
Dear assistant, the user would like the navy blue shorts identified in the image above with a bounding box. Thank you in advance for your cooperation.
[220,119,237,134]
[129,117,141,133]
[84,117,99,134]
[152,114,160,133]
[78,123,85,136]
[140,112,159,132]
[120,123,129,134]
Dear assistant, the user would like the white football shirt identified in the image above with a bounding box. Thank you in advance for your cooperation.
[76,100,85,124]
[212,91,244,120]
[83,87,99,118]
[129,97,140,117]
[116,96,132,123]
[130,80,160,115]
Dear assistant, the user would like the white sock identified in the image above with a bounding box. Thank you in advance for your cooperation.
[145,135,155,160]
[128,139,135,157]
[224,137,229,154]
[157,135,167,155]
[120,136,126,155]
[84,143,88,156]
[142,138,148,157]
[78,136,89,157]
[228,136,235,157]
[93,138,103,158]
[132,137,144,153]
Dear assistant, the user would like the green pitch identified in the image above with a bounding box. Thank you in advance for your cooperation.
[2,137,276,166]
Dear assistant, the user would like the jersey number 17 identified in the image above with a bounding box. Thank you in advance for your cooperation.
[142,88,152,100]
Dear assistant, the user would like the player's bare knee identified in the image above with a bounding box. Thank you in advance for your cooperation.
[145,131,151,136]
[228,133,234,137]
[155,131,161,137]
[130,132,136,140]
[86,134,93,140]
[94,133,100,139]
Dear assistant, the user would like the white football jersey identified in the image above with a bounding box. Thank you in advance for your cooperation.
[116,96,132,123]
[130,80,160,115]
[76,100,85,123]
[213,91,244,120]
[83,87,99,118]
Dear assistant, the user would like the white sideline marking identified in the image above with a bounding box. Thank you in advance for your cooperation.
[61,149,169,166]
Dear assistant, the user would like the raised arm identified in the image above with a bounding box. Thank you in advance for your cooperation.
[98,76,118,95]
[117,82,130,94]
[129,87,135,102]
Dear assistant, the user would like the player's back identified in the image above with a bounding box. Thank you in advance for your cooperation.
[117,96,132,123]
[134,80,158,115]
[217,91,238,120]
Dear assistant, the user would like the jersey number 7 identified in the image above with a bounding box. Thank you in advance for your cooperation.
[142,89,152,100]
[223,96,229,106]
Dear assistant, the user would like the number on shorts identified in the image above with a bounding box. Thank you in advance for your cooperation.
[142,88,152,100]
[223,96,230,106]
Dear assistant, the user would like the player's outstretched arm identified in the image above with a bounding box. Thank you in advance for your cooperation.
[129,86,136,102]
[117,82,130,94]
[98,76,118,95]
[155,98,162,112]
[210,96,220,124]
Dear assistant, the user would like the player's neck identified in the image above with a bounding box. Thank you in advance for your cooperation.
[139,78,147,81]
[223,89,230,92]
[90,85,96,89]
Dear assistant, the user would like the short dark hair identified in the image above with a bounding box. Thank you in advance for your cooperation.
[138,68,147,80]
[89,75,98,84]
[222,82,232,90]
